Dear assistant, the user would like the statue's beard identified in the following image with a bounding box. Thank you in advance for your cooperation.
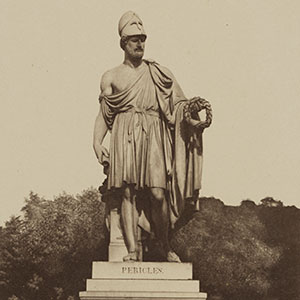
[133,48,144,57]
[127,47,144,59]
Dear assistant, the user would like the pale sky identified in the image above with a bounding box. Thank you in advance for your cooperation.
[1,0,300,225]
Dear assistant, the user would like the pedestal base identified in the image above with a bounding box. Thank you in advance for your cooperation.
[79,291,207,300]
[79,262,207,300]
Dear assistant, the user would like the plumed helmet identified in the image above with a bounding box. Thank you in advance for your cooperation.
[118,11,147,39]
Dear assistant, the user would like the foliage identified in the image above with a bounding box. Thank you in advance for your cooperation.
[171,197,282,300]
[260,197,283,208]
[258,204,300,300]
[0,191,300,300]
[0,188,107,300]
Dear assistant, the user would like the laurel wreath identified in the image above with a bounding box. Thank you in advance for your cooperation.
[183,96,213,129]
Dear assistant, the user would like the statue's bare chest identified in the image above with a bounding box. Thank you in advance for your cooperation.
[111,65,146,94]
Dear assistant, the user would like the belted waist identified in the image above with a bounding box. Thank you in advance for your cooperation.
[124,107,160,117]
[122,107,160,140]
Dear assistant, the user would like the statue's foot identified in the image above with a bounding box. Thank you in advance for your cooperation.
[123,251,138,262]
[166,251,181,263]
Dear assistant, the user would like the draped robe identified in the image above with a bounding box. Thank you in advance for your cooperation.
[99,59,203,226]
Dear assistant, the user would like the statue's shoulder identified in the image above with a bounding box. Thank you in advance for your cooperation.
[100,64,125,92]
[160,65,175,79]
[144,59,175,79]
[101,64,123,81]
[143,58,157,65]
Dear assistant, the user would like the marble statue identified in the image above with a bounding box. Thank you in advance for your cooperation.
[93,11,212,263]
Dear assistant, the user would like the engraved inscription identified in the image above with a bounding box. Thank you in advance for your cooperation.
[121,266,163,275]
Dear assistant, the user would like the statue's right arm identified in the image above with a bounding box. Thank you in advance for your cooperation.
[93,71,113,165]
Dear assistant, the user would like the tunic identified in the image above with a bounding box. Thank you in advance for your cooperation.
[100,59,203,224]
[100,60,176,190]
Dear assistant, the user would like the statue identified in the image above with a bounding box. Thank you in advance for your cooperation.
[93,11,212,263]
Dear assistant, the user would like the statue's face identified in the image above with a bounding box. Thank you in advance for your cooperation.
[124,35,146,59]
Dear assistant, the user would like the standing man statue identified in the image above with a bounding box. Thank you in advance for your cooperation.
[93,11,211,263]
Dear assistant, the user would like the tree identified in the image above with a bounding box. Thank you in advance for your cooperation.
[1,191,299,300]
[260,197,283,208]
[171,197,281,300]
[258,204,300,299]
[0,188,107,300]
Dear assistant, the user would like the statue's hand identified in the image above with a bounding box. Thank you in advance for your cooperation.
[95,144,110,166]
[183,97,213,129]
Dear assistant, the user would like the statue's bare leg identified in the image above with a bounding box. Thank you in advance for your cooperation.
[150,187,181,262]
[121,185,138,261]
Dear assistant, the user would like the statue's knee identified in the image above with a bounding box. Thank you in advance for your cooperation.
[123,186,132,201]
[151,188,165,203]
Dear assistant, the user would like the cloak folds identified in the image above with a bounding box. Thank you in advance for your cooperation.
[100,59,203,228]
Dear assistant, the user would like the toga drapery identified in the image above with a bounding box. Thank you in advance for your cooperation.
[99,59,203,226]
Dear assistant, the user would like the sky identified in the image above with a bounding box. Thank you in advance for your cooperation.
[1,0,300,225]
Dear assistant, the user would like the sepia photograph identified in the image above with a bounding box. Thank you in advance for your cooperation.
[1,1,299,299]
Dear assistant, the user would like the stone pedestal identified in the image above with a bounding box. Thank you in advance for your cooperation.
[108,208,128,262]
[88,185,207,299]
[79,262,207,300]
